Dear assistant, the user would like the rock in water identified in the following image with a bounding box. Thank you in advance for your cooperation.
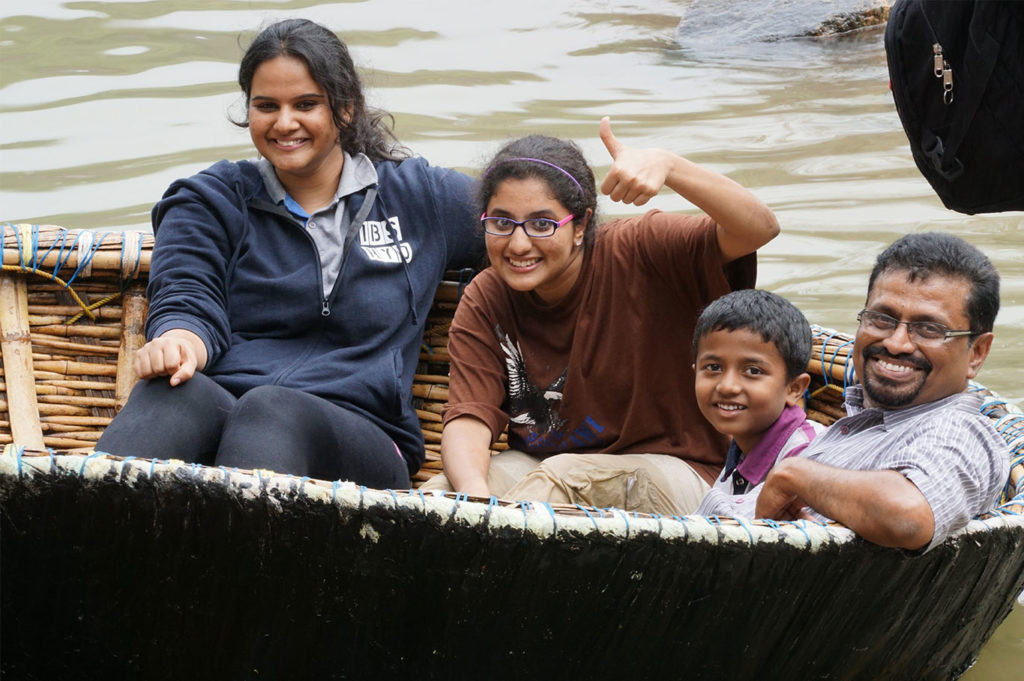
[676,0,891,47]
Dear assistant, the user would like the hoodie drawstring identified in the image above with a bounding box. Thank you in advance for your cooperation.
[376,191,419,327]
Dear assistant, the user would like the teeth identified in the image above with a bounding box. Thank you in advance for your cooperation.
[509,258,538,267]
[716,403,745,411]
[878,359,914,373]
[278,139,305,147]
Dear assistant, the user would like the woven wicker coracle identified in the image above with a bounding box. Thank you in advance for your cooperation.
[2,224,1023,680]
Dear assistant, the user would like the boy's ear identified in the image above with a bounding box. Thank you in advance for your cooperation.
[785,372,811,407]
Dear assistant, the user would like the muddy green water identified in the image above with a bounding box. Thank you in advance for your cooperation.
[0,1,1020,676]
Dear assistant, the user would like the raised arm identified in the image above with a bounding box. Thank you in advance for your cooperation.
[440,415,495,497]
[754,456,935,550]
[598,116,779,262]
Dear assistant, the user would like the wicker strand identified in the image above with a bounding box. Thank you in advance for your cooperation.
[0,275,45,448]
[2,265,97,321]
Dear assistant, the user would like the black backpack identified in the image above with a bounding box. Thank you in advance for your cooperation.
[885,0,1024,214]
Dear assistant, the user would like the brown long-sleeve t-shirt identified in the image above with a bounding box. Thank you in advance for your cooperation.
[443,210,757,483]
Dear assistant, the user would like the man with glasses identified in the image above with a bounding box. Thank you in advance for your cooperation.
[755,232,1010,551]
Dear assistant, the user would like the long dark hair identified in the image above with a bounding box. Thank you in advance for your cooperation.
[479,135,600,249]
[235,18,409,161]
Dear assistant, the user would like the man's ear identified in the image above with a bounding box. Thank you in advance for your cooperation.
[785,372,812,407]
[966,332,994,379]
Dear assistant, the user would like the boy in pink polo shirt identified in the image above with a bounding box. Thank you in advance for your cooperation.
[692,289,824,517]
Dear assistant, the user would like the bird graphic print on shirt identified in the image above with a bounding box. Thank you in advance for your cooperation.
[496,325,567,436]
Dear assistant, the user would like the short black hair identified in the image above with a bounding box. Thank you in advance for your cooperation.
[692,289,812,381]
[868,232,1000,335]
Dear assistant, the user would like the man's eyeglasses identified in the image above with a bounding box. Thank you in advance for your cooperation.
[857,309,979,343]
[481,213,574,238]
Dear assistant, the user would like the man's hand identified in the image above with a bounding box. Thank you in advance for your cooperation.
[755,478,814,521]
[756,457,935,550]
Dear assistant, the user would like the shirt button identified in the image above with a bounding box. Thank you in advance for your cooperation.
[840,425,850,434]
[308,220,317,229]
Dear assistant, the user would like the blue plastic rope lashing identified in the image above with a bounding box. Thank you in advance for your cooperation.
[734,516,755,544]
[118,456,137,482]
[66,231,110,287]
[614,508,631,537]
[78,451,104,476]
[484,495,500,525]
[12,445,26,476]
[574,503,600,531]
[543,502,558,531]
[792,519,814,547]
[448,493,468,522]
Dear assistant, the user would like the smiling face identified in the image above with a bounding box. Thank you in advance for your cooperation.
[853,269,993,410]
[248,55,344,191]
[694,328,809,453]
[484,177,587,304]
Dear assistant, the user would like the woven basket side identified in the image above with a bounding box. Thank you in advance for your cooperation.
[1,224,152,450]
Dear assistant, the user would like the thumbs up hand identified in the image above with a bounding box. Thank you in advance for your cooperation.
[599,116,674,206]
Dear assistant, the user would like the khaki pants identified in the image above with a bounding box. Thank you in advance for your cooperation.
[420,450,710,516]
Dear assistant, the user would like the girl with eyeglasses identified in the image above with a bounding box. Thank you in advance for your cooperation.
[422,118,780,513]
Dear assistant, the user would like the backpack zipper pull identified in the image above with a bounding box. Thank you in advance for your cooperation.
[942,60,954,105]
[933,43,953,105]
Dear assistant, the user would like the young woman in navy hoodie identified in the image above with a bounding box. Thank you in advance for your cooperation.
[97,19,483,488]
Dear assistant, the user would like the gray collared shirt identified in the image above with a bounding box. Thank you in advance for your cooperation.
[258,152,378,297]
[803,385,1010,551]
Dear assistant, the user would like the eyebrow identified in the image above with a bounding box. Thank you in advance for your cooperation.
[486,207,559,219]
[870,305,955,325]
[696,349,779,366]
[250,93,327,102]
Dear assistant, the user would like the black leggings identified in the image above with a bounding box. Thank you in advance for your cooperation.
[96,374,411,489]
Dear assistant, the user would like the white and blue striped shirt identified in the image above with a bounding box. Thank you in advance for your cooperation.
[804,385,1010,551]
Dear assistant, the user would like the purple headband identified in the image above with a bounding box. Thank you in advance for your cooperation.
[487,156,584,195]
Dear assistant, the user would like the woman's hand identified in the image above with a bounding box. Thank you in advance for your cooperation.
[133,329,208,386]
[441,416,495,497]
[599,116,675,206]
[597,116,779,262]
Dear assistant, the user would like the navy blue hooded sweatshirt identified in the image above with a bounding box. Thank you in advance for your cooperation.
[147,157,482,473]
